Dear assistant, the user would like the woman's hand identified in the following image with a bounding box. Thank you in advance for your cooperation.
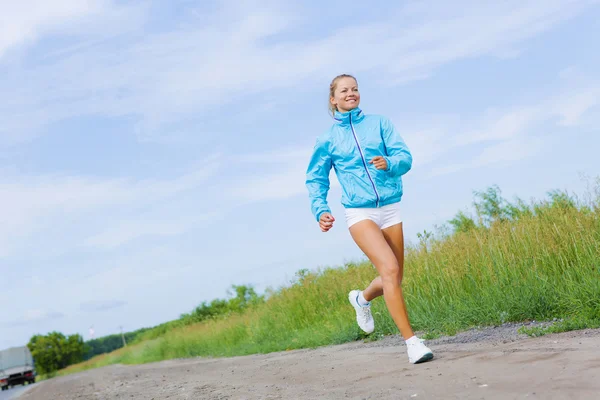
[319,212,335,232]
[370,156,388,170]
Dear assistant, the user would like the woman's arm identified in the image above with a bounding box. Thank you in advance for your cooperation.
[380,117,413,177]
[305,136,333,221]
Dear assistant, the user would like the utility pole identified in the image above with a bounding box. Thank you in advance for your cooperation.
[120,326,127,347]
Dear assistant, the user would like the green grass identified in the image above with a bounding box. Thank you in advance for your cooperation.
[56,183,600,377]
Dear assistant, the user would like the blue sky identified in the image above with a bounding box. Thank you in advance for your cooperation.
[1,0,599,350]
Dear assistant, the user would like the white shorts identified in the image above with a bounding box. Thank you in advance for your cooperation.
[344,201,403,230]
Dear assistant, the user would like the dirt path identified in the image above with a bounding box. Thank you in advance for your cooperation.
[20,326,600,399]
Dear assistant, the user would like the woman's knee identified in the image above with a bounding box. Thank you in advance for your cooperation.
[379,262,400,286]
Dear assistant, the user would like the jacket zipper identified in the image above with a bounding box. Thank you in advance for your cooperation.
[349,112,380,207]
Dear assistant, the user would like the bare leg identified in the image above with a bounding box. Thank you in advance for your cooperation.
[349,220,414,340]
[362,276,383,302]
[362,223,405,302]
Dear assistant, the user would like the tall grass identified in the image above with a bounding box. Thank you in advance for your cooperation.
[61,183,600,374]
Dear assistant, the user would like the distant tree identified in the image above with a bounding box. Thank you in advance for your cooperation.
[227,284,263,311]
[448,185,537,233]
[505,197,533,220]
[27,331,85,374]
[83,327,152,360]
[179,284,264,324]
[473,185,510,226]
[82,284,267,358]
[448,210,477,233]
[547,189,577,210]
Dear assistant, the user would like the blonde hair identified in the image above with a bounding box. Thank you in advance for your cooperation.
[328,74,357,117]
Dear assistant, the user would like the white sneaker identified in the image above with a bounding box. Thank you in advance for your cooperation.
[348,290,374,334]
[406,338,434,364]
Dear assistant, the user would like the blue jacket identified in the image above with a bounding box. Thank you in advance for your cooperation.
[305,107,412,222]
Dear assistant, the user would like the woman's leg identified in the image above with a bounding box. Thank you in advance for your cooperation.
[349,218,433,363]
[359,224,406,313]
[362,276,384,301]
[349,220,414,340]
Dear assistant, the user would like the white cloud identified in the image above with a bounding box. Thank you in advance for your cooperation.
[24,309,62,321]
[406,75,599,177]
[229,146,341,204]
[1,0,597,144]
[428,163,470,178]
[2,309,65,326]
[236,147,312,165]
[401,127,452,168]
[80,299,126,313]
[456,106,542,146]
[232,167,308,203]
[554,87,600,126]
[65,245,200,303]
[363,0,599,79]
[84,213,219,250]
[453,82,600,148]
[0,0,142,60]
[0,0,102,58]
[0,161,220,258]
[475,136,544,167]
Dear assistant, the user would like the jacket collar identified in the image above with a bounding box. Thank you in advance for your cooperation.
[334,107,364,126]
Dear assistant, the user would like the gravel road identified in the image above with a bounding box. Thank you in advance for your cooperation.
[19,323,600,399]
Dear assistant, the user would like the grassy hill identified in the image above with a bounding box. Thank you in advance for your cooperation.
[56,182,600,377]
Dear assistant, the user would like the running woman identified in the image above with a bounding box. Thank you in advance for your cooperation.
[305,74,433,364]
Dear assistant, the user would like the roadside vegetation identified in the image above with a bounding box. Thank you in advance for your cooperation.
[36,180,600,378]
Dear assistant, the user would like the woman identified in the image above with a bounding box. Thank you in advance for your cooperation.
[305,74,433,364]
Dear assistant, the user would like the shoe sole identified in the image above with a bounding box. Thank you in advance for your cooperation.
[413,352,434,364]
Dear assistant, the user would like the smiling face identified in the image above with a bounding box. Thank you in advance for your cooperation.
[330,76,360,114]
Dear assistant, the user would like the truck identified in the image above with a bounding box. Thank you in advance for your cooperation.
[0,346,36,391]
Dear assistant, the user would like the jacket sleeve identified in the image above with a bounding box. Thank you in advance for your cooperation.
[381,117,413,177]
[305,136,333,221]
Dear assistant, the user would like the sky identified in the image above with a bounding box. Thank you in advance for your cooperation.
[1,0,599,350]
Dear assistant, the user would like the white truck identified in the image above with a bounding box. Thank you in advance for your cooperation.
[0,346,36,391]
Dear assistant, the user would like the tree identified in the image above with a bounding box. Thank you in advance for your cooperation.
[448,210,477,233]
[27,331,85,374]
[226,284,262,311]
[179,284,265,324]
[473,184,510,226]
